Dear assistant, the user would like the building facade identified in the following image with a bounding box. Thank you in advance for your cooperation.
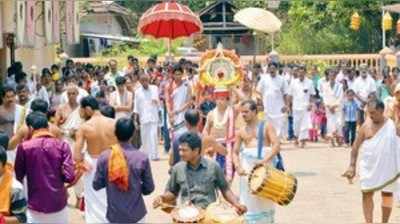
[0,0,79,78]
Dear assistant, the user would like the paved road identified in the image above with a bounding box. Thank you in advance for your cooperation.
[69,142,400,223]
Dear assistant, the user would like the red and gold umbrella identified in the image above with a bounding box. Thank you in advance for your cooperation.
[138,0,203,55]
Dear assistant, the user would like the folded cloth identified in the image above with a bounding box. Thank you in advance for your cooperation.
[360,119,400,192]
[108,144,129,191]
[0,163,13,215]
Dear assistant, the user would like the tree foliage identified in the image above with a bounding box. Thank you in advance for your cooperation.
[116,0,400,54]
[278,0,398,54]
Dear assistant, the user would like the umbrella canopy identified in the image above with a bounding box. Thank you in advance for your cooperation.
[234,7,281,34]
[138,0,203,40]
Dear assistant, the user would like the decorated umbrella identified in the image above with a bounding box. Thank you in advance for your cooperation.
[138,0,203,57]
[234,7,282,50]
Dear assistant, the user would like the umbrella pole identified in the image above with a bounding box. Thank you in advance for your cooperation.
[271,33,275,51]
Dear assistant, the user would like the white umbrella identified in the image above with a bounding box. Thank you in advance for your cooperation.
[234,7,282,57]
[234,7,282,34]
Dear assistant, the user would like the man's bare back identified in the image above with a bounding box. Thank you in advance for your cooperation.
[75,114,118,158]
[9,123,62,149]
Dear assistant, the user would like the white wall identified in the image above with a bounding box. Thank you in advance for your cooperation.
[80,14,124,35]
[1,1,56,75]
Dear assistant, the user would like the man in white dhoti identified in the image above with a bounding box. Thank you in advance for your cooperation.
[288,66,315,148]
[233,100,282,224]
[257,62,289,138]
[74,96,118,223]
[167,65,192,139]
[343,99,400,223]
[109,76,133,119]
[320,69,344,147]
[134,74,160,160]
[352,64,377,125]
[0,86,26,164]
[60,75,89,105]
[55,84,85,208]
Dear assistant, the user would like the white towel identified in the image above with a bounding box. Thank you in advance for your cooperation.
[27,207,68,223]
[359,119,400,192]
[83,153,108,223]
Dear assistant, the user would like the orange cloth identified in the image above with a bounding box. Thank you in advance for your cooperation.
[108,144,129,191]
[0,164,13,215]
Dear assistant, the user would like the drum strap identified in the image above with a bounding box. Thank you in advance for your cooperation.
[257,121,285,171]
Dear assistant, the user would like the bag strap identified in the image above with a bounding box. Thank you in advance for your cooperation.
[257,121,265,159]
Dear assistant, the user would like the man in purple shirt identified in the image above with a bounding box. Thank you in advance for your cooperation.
[93,118,155,223]
[14,111,75,223]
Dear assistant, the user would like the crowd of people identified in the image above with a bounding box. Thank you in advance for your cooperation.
[1,52,400,224]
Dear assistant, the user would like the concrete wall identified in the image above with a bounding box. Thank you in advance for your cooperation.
[80,14,124,35]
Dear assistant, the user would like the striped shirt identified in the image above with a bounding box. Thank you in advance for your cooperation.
[7,178,27,223]
[343,100,358,122]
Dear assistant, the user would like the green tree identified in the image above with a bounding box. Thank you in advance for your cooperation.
[278,0,398,54]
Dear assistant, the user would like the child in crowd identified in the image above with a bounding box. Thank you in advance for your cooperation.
[198,87,216,132]
[310,96,325,142]
[342,89,358,146]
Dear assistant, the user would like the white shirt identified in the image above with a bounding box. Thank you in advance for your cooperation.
[353,75,377,102]
[34,86,50,106]
[288,78,315,111]
[171,82,191,126]
[105,71,124,86]
[257,74,288,116]
[283,72,292,85]
[60,87,89,105]
[320,81,343,107]
[134,85,159,124]
[335,70,345,83]
[110,89,133,119]
[346,78,356,91]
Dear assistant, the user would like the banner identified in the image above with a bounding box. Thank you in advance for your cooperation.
[44,1,53,44]
[52,0,60,43]
[26,0,36,47]
[73,0,80,43]
[16,0,26,46]
[65,0,74,44]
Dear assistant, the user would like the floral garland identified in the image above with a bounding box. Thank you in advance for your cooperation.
[213,107,230,129]
[199,45,243,88]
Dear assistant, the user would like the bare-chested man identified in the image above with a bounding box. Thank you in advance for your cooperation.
[74,96,117,223]
[55,84,82,138]
[232,100,281,224]
[9,99,62,150]
[343,99,400,223]
[203,89,234,181]
[385,83,400,134]
[55,84,84,208]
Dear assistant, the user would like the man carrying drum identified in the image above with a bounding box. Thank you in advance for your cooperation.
[233,100,282,224]
[153,132,247,217]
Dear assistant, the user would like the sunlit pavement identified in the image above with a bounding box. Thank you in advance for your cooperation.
[69,142,400,223]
